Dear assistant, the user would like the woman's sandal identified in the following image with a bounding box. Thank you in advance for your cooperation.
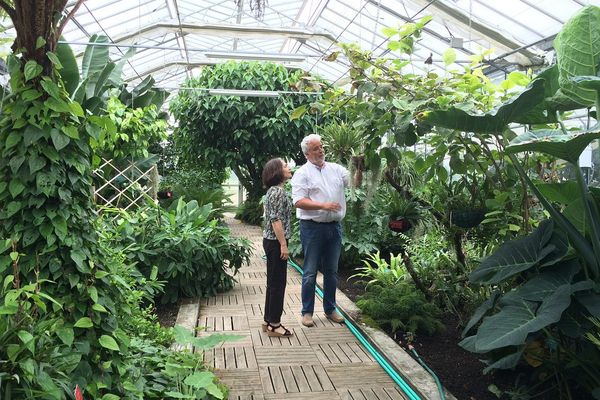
[261,321,268,332]
[266,323,293,337]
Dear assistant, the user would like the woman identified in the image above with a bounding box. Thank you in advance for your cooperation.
[261,158,293,337]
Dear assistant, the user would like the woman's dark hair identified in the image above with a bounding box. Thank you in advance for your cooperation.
[262,158,284,188]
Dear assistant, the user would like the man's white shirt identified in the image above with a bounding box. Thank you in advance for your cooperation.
[291,161,350,222]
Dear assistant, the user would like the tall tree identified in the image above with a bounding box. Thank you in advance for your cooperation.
[171,61,321,203]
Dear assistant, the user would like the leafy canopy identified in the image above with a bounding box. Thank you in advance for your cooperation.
[170,61,320,198]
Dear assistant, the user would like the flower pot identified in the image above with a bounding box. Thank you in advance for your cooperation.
[450,209,486,228]
[388,218,412,233]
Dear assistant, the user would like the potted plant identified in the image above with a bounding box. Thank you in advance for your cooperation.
[446,175,487,229]
[385,192,421,232]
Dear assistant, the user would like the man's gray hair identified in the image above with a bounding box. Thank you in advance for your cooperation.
[301,134,322,155]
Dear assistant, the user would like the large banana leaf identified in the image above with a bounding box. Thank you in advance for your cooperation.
[469,220,566,284]
[554,5,600,107]
[474,285,572,351]
[55,39,79,95]
[506,125,600,164]
[81,34,109,78]
[423,79,546,133]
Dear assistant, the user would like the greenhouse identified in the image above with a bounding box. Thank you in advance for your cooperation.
[1,0,600,399]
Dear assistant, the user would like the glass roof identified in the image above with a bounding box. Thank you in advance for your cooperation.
[2,0,599,92]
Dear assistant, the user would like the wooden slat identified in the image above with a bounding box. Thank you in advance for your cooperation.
[325,364,396,389]
[291,365,311,392]
[280,366,299,393]
[255,346,320,366]
[270,366,287,393]
[264,391,341,400]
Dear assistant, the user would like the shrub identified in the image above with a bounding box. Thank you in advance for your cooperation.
[356,282,444,336]
[101,199,252,304]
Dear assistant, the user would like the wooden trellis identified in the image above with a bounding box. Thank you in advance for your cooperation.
[93,158,158,211]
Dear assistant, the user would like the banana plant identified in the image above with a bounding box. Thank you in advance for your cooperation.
[424,5,600,397]
[56,34,167,114]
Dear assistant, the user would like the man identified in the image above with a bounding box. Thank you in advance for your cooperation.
[291,134,349,327]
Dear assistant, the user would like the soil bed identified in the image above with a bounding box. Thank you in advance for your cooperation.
[337,267,515,400]
[155,302,179,328]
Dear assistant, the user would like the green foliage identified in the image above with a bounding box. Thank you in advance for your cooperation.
[320,122,366,165]
[235,198,263,225]
[340,188,387,267]
[159,168,232,218]
[92,97,167,162]
[356,282,444,336]
[350,251,406,287]
[170,61,320,200]
[100,199,252,304]
[443,7,600,397]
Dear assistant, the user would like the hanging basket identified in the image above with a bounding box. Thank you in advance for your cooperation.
[450,209,486,229]
[388,218,412,233]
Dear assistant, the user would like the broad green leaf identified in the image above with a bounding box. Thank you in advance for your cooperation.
[475,285,572,351]
[40,79,61,99]
[290,105,307,120]
[6,132,21,149]
[101,394,121,400]
[74,317,93,328]
[18,330,35,354]
[536,181,580,204]
[56,40,80,95]
[92,303,108,312]
[70,101,84,117]
[62,125,80,139]
[442,48,456,66]
[462,291,501,337]
[36,37,46,49]
[554,6,600,107]
[483,348,524,374]
[99,335,120,351]
[46,97,71,113]
[24,60,42,81]
[46,51,63,69]
[183,371,214,388]
[82,34,109,78]
[9,179,24,197]
[70,249,86,271]
[506,126,600,164]
[508,259,580,302]
[423,79,546,134]
[205,383,224,399]
[56,327,74,346]
[469,220,564,284]
[88,286,98,303]
[50,128,70,150]
[28,155,46,174]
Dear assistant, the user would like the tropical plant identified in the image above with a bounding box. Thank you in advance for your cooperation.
[320,121,366,165]
[350,251,406,287]
[423,6,600,397]
[170,61,322,213]
[356,282,444,336]
[100,199,253,304]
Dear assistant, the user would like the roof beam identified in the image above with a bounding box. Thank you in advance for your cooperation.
[112,21,336,44]
[374,0,542,66]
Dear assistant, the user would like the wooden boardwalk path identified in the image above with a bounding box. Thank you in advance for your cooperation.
[178,217,410,400]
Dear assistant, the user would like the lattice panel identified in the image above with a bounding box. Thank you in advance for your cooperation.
[93,158,158,211]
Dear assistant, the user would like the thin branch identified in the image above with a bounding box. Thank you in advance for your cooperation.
[0,0,15,20]
[56,0,85,40]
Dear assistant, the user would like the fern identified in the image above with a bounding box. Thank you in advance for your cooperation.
[356,282,444,336]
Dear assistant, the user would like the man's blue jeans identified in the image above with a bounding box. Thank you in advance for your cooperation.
[299,220,342,315]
